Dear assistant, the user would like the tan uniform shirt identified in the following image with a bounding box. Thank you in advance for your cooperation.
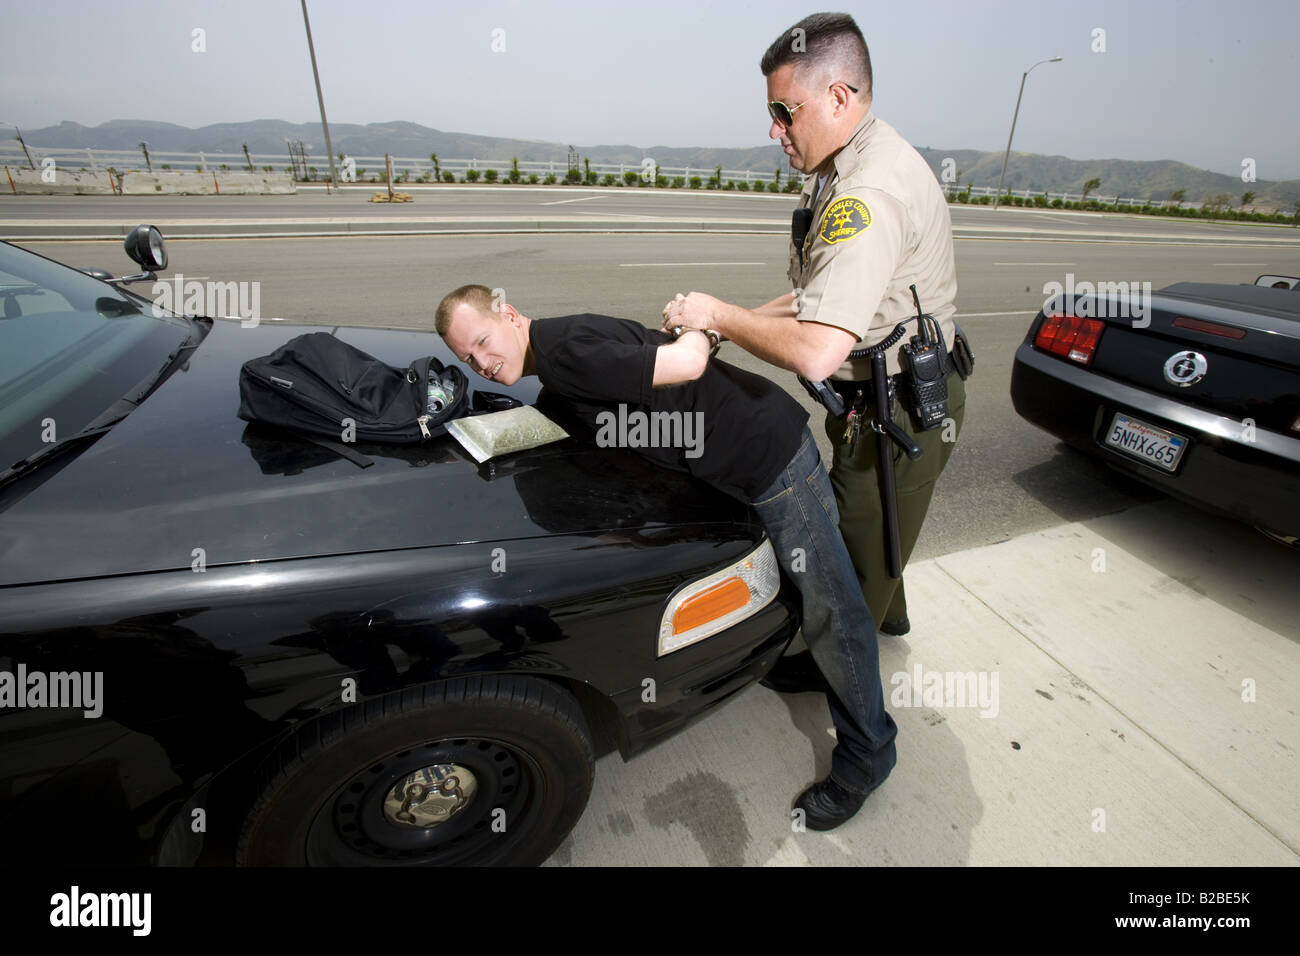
[787,111,958,379]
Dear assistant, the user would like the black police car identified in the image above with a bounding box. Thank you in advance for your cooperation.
[0,229,798,866]
[1010,275,1300,545]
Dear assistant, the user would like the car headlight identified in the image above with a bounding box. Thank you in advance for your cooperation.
[657,539,780,657]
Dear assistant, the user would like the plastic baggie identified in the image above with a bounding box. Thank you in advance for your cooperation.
[445,405,568,463]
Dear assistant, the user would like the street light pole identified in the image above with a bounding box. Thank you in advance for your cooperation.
[993,56,1061,211]
[300,0,340,193]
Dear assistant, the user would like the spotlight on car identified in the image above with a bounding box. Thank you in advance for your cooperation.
[125,224,167,272]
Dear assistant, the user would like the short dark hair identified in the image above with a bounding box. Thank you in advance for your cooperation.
[760,12,872,99]
[435,283,497,336]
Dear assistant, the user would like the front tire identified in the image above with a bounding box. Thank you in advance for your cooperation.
[237,676,593,866]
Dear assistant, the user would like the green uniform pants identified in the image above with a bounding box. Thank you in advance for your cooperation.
[822,373,966,626]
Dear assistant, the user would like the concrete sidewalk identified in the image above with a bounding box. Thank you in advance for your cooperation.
[545,498,1299,866]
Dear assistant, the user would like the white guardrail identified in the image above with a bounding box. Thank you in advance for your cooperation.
[0,143,1209,208]
[0,145,796,189]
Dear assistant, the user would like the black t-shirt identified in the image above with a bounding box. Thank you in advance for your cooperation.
[529,314,807,501]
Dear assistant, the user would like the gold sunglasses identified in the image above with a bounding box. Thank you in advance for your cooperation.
[768,83,859,126]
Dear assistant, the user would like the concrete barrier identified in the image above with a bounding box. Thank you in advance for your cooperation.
[121,171,296,195]
[1,167,297,196]
[3,168,116,195]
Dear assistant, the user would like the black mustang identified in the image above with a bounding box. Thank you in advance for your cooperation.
[0,230,799,866]
[1010,276,1300,545]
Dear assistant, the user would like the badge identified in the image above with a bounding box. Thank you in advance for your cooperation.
[818,196,871,244]
[1163,350,1207,387]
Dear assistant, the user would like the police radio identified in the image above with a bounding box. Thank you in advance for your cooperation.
[899,285,951,430]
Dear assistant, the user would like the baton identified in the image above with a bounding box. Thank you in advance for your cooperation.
[869,347,922,579]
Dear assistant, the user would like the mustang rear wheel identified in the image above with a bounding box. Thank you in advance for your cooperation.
[237,676,593,866]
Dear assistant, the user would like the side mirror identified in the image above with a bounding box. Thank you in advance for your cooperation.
[1254,274,1299,290]
[124,225,167,271]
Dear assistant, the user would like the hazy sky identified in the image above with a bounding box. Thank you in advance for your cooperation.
[3,0,1298,179]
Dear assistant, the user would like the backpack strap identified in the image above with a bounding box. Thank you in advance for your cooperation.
[300,434,375,468]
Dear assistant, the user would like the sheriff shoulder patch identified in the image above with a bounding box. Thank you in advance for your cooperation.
[818,196,871,244]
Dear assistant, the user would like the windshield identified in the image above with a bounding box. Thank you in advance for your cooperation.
[0,242,197,474]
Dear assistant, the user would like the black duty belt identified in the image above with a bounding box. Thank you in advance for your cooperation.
[802,305,974,581]
[829,352,961,404]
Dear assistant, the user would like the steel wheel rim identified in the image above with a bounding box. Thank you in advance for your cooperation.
[305,736,539,865]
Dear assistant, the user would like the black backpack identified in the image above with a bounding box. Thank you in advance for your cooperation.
[237,332,470,448]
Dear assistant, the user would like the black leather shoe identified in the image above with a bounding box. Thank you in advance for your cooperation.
[759,651,828,694]
[879,616,910,636]
[794,777,870,830]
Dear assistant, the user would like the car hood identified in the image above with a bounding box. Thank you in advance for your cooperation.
[0,319,752,586]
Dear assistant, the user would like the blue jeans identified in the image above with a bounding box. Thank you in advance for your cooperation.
[749,425,898,794]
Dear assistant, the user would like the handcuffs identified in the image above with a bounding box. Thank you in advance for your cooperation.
[669,324,722,358]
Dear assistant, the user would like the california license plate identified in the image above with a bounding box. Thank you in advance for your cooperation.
[1104,412,1187,472]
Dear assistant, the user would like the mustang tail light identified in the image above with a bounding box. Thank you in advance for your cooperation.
[1034,313,1106,366]
[658,539,780,656]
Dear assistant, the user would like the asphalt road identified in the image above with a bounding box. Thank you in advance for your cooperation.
[16,226,1300,560]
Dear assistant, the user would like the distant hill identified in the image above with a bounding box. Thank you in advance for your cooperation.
[11,119,1299,209]
[915,147,1298,209]
[18,118,584,165]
